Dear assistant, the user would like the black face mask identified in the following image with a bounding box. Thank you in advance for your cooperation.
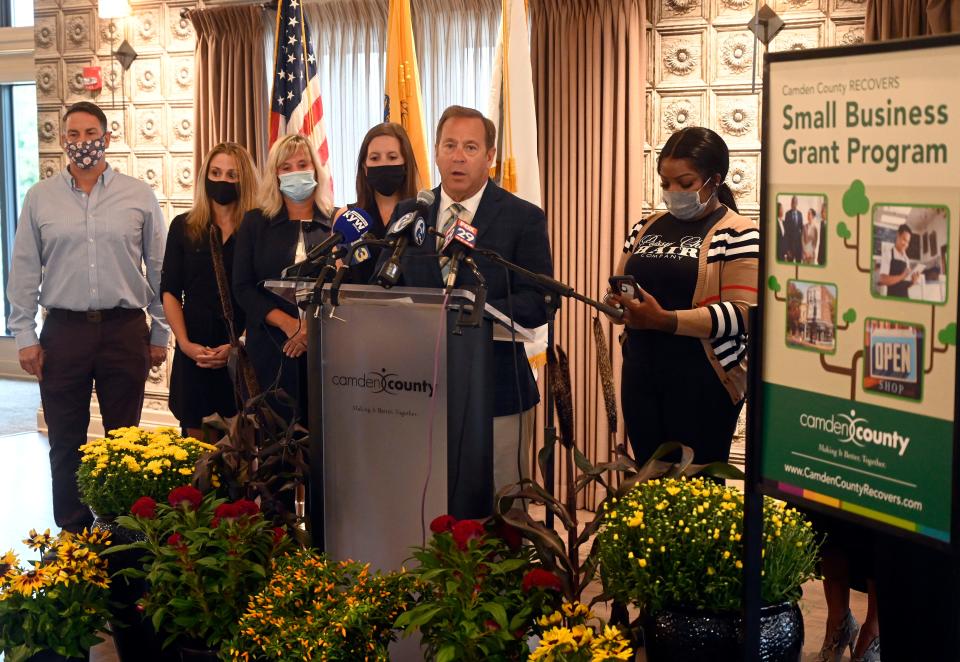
[205,178,240,206]
[365,164,406,196]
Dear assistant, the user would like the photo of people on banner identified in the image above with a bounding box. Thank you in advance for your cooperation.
[786,279,837,353]
[776,193,827,265]
[872,204,948,303]
[863,318,924,401]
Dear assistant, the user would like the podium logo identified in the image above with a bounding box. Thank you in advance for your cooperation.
[798,409,911,457]
[331,368,434,397]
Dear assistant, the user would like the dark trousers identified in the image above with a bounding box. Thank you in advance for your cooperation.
[875,535,960,660]
[39,308,150,532]
[621,340,742,466]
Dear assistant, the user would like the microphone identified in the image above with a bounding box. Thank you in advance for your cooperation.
[376,190,435,288]
[282,208,372,278]
[440,218,478,293]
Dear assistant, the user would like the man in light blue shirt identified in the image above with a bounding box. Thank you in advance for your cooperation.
[6,101,170,532]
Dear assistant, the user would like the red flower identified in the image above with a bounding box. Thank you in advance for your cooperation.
[233,499,260,517]
[484,619,500,632]
[211,502,240,527]
[492,519,523,552]
[272,527,286,545]
[166,532,185,549]
[451,520,485,550]
[522,568,562,592]
[130,496,157,519]
[430,515,457,534]
[168,486,203,510]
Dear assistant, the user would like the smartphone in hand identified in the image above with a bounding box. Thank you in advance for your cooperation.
[609,275,642,301]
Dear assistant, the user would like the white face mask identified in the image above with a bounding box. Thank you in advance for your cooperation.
[663,179,716,221]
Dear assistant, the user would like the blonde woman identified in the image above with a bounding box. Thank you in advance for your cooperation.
[161,142,258,438]
[233,134,333,424]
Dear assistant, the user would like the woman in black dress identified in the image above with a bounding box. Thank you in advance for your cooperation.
[160,142,259,438]
[233,134,333,424]
[334,122,421,283]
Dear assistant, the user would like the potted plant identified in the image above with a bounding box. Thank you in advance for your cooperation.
[0,528,113,662]
[114,485,291,659]
[77,426,218,521]
[224,548,415,660]
[77,426,217,662]
[596,477,819,661]
[530,600,633,661]
[394,515,560,661]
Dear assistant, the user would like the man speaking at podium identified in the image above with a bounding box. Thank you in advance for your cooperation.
[381,104,553,495]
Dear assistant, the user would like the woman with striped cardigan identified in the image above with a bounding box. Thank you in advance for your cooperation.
[607,127,758,466]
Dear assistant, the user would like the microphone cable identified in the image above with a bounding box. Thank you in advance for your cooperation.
[498,263,527,493]
[420,289,451,546]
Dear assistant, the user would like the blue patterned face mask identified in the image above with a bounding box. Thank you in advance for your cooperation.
[663,179,716,221]
[278,170,317,202]
[65,135,106,170]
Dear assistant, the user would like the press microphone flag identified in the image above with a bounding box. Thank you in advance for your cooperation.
[282,208,372,277]
[441,218,478,292]
[376,189,434,287]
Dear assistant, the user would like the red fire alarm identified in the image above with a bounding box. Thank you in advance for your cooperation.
[83,66,103,91]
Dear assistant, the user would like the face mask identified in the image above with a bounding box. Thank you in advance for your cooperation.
[279,170,317,202]
[365,164,406,196]
[205,178,239,206]
[65,135,106,170]
[662,179,716,221]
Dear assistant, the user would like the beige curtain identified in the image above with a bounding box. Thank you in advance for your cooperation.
[866,0,960,40]
[190,6,269,171]
[530,0,646,508]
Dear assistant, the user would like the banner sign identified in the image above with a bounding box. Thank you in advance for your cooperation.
[756,36,960,546]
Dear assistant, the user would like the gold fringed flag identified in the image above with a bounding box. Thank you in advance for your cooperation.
[488,0,541,206]
[489,0,546,368]
[384,0,431,188]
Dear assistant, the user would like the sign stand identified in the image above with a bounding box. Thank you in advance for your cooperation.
[747,34,960,659]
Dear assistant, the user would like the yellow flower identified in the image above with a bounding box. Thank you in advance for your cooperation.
[638,558,647,568]
[24,528,52,550]
[10,569,47,595]
[707,567,715,576]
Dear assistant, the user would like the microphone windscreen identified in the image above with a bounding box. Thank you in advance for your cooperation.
[416,189,435,207]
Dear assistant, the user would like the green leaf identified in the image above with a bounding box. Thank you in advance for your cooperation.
[697,462,746,480]
[767,275,781,293]
[939,323,957,346]
[151,606,167,632]
[482,602,509,630]
[842,308,857,325]
[836,221,851,240]
[436,644,458,662]
[841,179,869,217]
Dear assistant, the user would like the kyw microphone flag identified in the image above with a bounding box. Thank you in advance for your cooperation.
[269,0,333,203]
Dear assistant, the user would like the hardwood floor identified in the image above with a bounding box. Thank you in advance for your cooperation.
[0,429,865,661]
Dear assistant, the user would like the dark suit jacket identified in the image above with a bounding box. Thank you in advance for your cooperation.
[380,180,554,416]
[233,206,329,421]
[784,209,804,262]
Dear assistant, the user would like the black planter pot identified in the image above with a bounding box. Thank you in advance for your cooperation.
[646,601,804,662]
[92,516,178,662]
[24,651,88,661]
[177,645,220,662]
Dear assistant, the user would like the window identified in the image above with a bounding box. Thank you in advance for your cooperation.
[0,0,39,333]
[0,83,38,334]
[11,0,32,26]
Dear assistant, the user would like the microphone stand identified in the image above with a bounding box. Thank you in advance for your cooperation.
[472,247,623,529]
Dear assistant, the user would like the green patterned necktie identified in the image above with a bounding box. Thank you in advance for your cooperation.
[438,202,465,277]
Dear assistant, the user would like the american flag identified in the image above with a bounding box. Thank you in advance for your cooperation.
[268,0,331,192]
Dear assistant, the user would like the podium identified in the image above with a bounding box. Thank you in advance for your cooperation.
[267,281,534,572]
